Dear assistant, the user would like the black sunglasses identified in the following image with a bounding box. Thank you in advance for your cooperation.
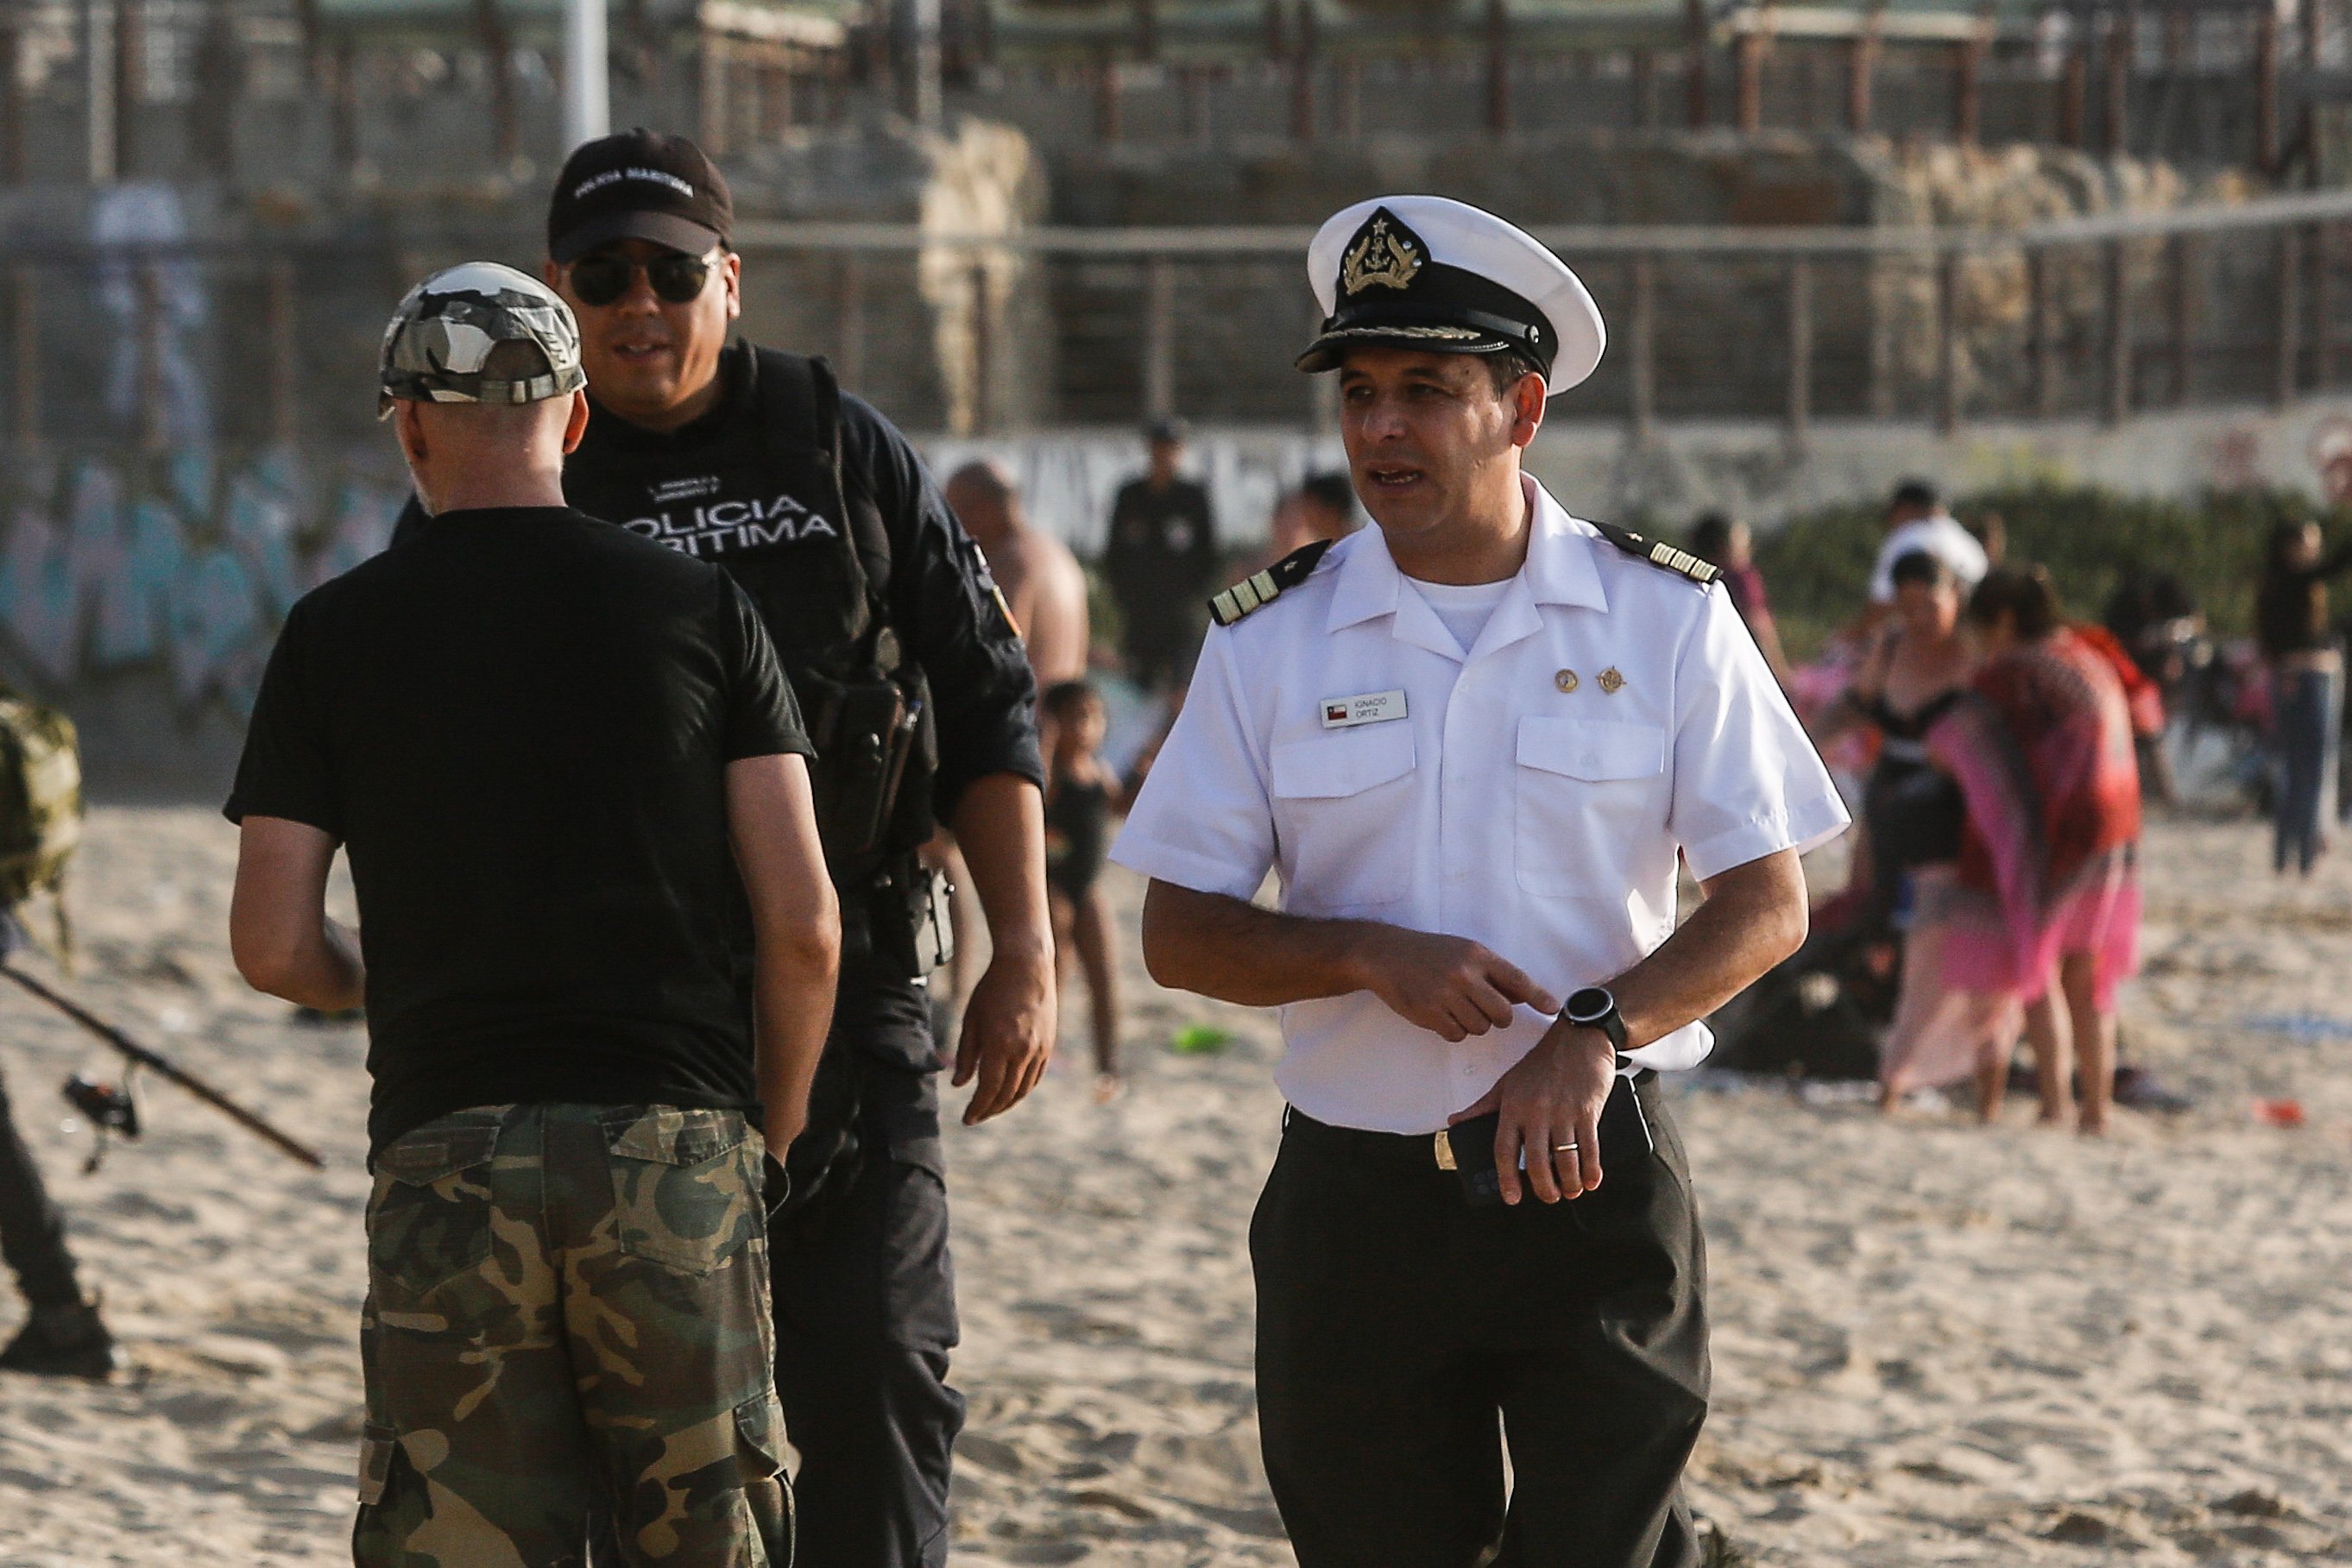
[567,250,716,307]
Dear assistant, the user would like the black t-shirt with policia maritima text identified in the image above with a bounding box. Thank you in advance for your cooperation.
[224,507,813,1160]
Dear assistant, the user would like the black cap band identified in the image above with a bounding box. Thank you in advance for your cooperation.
[1296,211,1558,377]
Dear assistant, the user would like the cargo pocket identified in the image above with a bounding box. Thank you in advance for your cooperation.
[355,1422,398,1508]
[734,1391,796,1567]
[603,1107,763,1275]
[366,1116,502,1301]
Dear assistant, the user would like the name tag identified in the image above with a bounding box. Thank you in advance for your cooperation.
[1321,690,1409,729]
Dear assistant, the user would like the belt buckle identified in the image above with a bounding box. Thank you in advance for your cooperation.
[1433,1130,1456,1171]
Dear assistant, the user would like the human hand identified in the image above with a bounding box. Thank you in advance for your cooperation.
[1353,927,1559,1041]
[1448,1023,1617,1204]
[953,936,1056,1124]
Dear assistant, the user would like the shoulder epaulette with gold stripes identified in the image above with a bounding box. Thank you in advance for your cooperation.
[1588,520,1723,587]
[1208,538,1336,627]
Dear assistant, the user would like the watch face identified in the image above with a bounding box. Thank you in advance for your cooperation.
[1567,986,1612,1023]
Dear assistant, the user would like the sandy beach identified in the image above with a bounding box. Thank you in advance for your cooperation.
[2,803,2349,1565]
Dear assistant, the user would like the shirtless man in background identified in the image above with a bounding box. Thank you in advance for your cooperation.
[935,461,1093,1044]
[945,461,1089,687]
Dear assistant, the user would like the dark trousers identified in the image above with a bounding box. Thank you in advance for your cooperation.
[771,1062,964,1568]
[0,1060,83,1308]
[2274,666,2343,874]
[1252,1075,1708,1568]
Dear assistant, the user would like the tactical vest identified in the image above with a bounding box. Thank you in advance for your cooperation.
[562,348,939,970]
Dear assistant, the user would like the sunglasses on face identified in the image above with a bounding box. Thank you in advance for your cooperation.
[567,249,716,307]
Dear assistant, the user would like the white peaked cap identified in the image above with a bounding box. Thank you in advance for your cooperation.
[1302,194,1605,397]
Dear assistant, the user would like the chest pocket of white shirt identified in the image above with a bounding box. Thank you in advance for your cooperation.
[1515,717,1669,897]
[1270,727,1416,913]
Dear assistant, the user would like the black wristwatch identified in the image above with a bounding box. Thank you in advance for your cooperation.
[1564,986,1633,1067]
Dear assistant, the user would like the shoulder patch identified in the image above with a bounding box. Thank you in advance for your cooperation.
[1208,538,1336,627]
[1587,520,1723,587]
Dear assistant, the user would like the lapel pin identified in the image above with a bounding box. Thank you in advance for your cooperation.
[1598,667,1626,695]
[1554,669,1579,693]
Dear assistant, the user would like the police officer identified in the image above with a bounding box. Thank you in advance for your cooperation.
[1113,196,1850,1567]
[390,131,1054,1567]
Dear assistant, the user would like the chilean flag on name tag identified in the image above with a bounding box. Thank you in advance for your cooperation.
[1321,690,1409,729]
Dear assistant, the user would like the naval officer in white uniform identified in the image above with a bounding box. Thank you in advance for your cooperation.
[1111,195,1849,1568]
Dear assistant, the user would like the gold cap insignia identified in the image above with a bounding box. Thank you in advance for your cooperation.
[1598,667,1626,695]
[1342,213,1423,296]
[1554,669,1579,693]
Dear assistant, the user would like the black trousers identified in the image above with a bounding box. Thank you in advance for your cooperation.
[771,1062,964,1568]
[0,1059,83,1308]
[1251,1074,1708,1568]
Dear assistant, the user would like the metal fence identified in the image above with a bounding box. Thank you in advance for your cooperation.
[1,0,2349,185]
[9,185,2352,451]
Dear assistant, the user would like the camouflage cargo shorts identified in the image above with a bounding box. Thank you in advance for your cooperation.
[352,1103,791,1567]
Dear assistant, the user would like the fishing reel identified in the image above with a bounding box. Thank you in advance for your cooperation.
[60,1069,141,1174]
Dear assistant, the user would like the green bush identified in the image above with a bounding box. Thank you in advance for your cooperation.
[1744,483,2343,662]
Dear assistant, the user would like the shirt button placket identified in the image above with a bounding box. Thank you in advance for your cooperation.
[1436,667,1475,918]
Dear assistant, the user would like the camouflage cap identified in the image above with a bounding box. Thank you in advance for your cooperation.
[378,261,587,418]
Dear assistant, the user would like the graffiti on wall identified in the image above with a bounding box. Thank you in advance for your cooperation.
[0,446,406,717]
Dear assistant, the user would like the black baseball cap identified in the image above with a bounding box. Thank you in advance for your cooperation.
[547,129,734,264]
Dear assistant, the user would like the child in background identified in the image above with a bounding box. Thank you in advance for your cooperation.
[1042,681,1126,1102]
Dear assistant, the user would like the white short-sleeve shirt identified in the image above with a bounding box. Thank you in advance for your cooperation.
[1111,475,1850,1134]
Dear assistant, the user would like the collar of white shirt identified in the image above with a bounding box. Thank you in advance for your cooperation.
[1323,475,1607,662]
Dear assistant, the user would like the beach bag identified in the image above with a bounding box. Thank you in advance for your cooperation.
[0,687,82,952]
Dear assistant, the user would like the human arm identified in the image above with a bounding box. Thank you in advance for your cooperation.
[230,817,364,1011]
[948,771,1056,1125]
[1470,582,1845,1204]
[725,753,841,1149]
[1453,849,1808,1206]
[841,397,1056,1124]
[1140,883,1558,1038]
[225,600,361,1009]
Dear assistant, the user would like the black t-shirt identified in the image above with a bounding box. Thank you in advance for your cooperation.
[224,507,814,1158]
[388,348,1044,1074]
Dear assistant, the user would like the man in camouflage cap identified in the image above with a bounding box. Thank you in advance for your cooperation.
[377,261,589,414]
[229,260,842,1564]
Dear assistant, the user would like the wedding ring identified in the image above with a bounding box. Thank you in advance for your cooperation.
[1554,1142,1580,1153]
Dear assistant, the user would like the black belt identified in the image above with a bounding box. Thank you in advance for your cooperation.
[1283,1070,1657,1173]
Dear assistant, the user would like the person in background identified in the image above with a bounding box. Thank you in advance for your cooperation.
[1233,473,1360,584]
[2103,569,2200,808]
[1689,512,1793,686]
[1830,552,2010,1116]
[1962,509,2008,570]
[1103,417,1218,692]
[936,459,1089,1054]
[1870,479,1988,607]
[1928,567,2141,1134]
[0,948,117,1376]
[1040,680,1127,1103]
[947,459,1090,690]
[1273,471,1359,556]
[2257,519,2352,875]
